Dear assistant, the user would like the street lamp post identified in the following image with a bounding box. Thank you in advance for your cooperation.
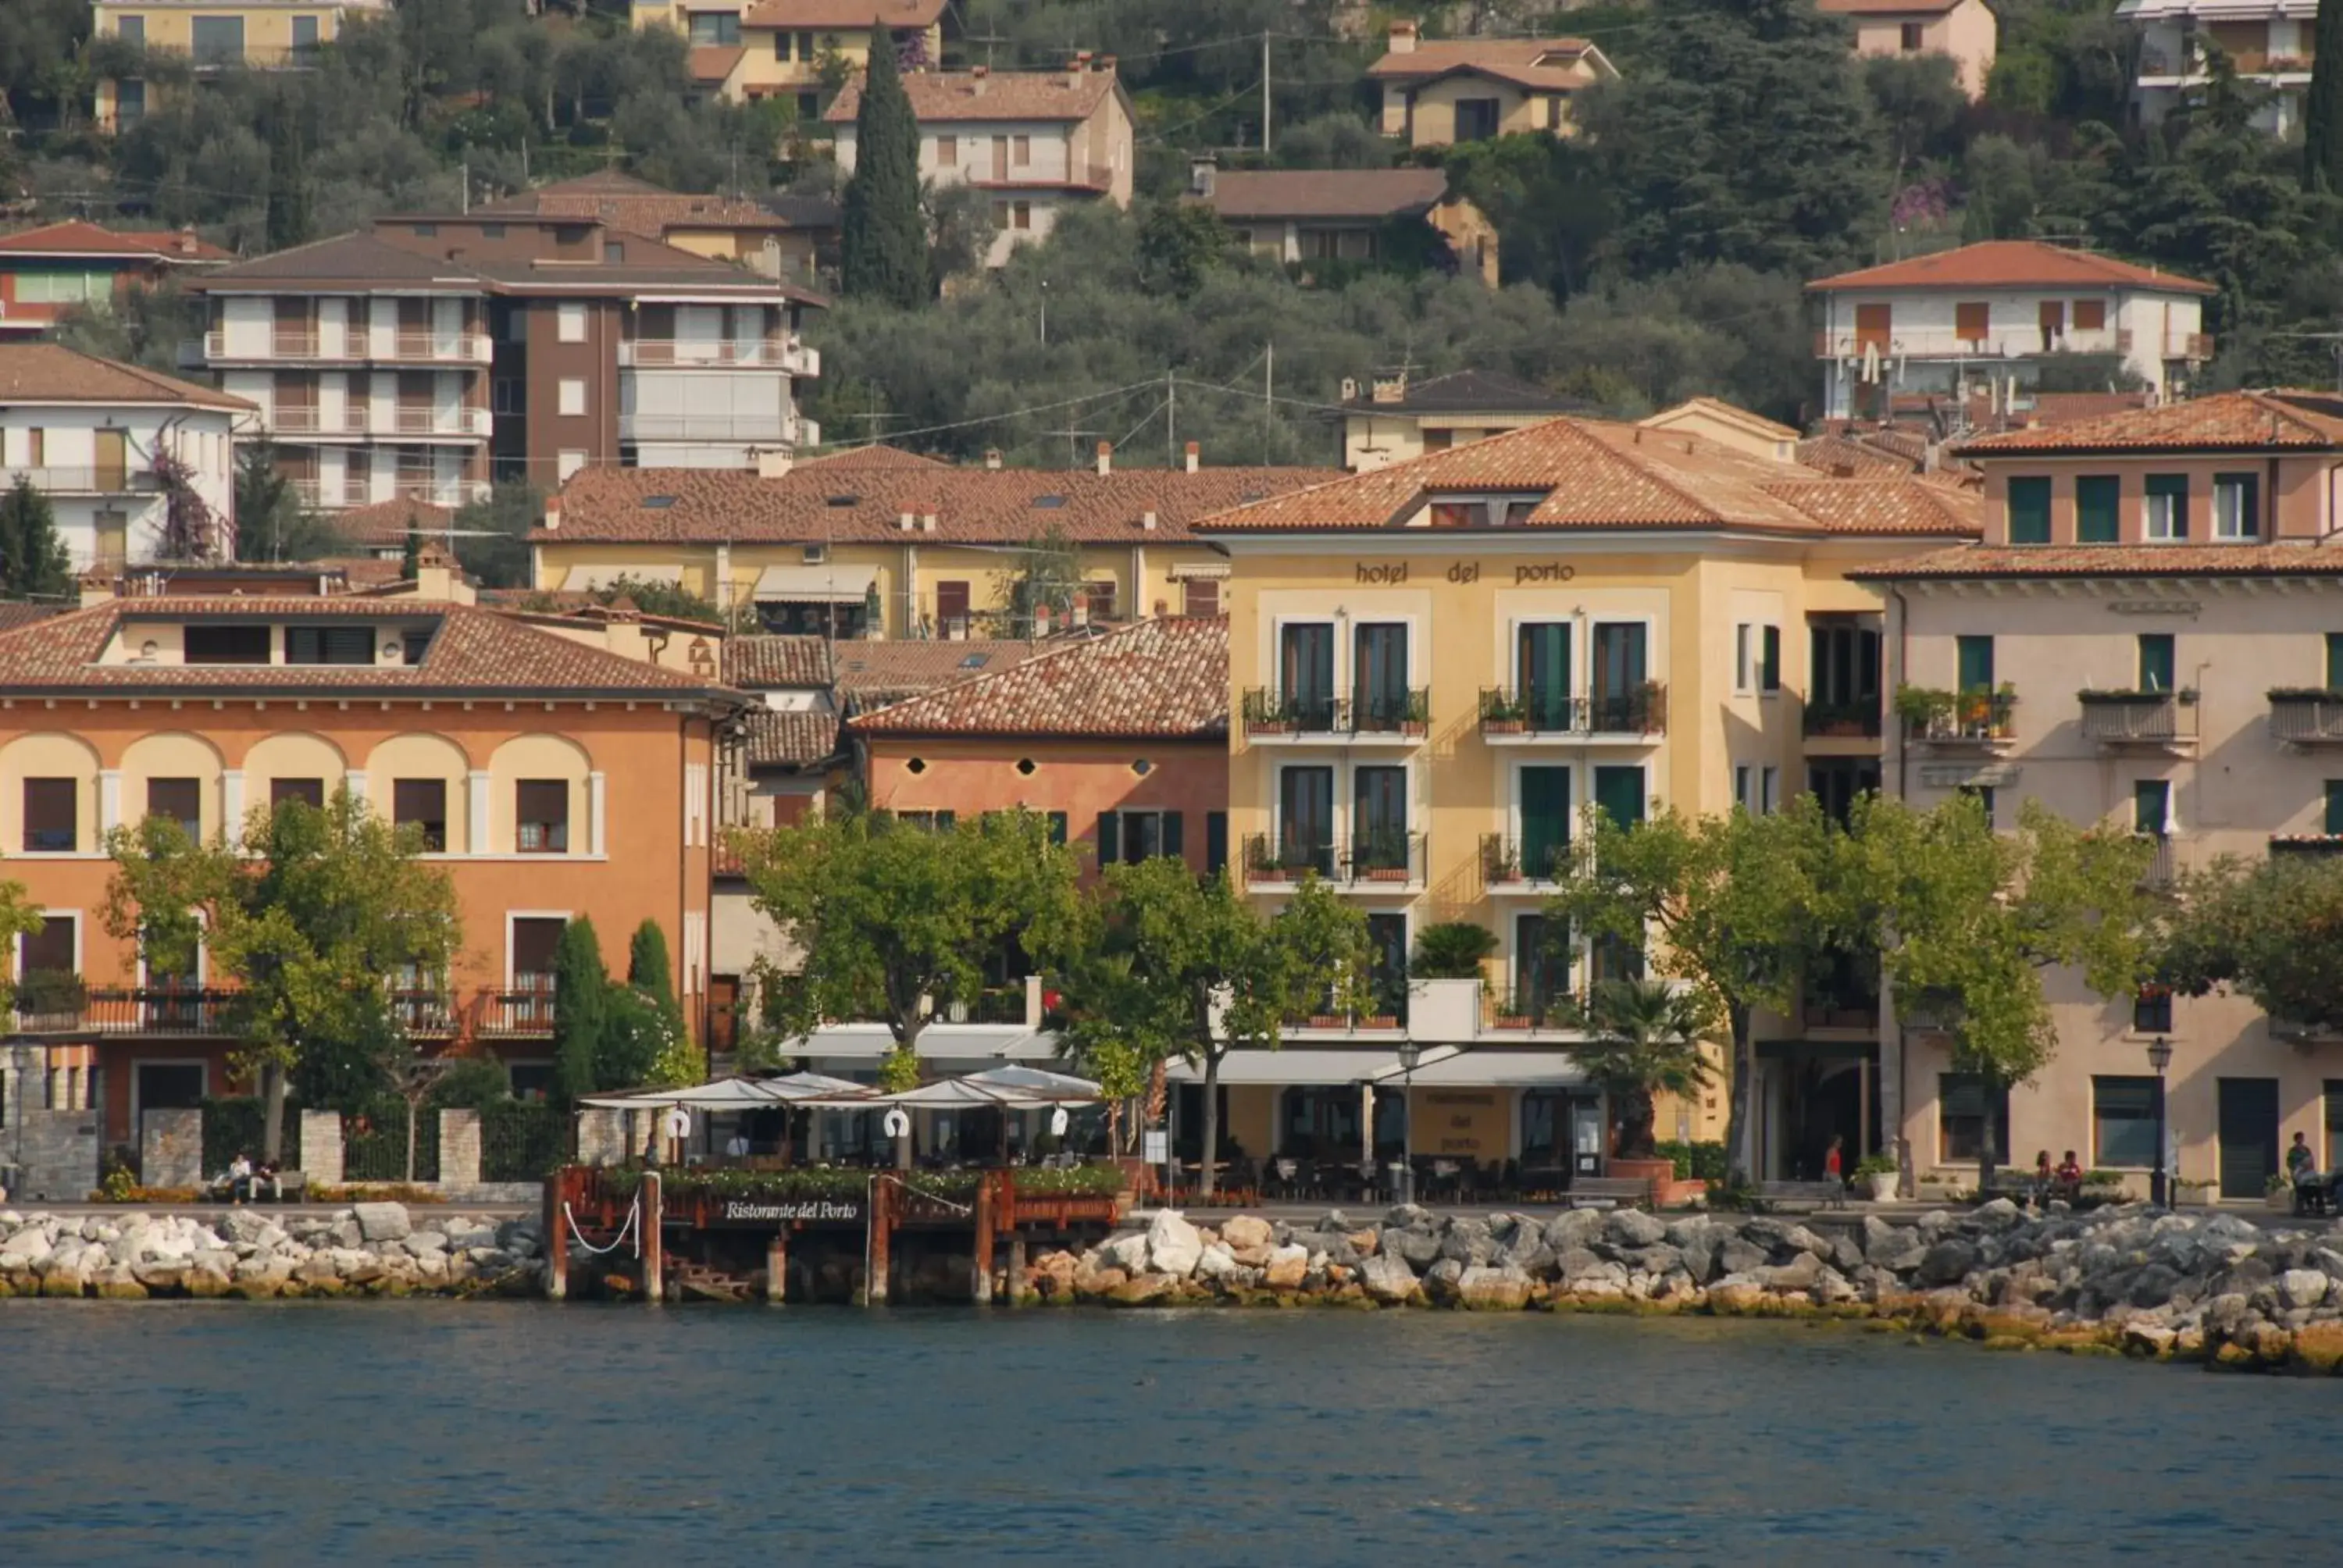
[1395,1042,1421,1206]
[2148,1034,2174,1207]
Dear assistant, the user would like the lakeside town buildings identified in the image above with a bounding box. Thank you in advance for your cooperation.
[2116,0,2316,134]
[1817,0,1999,99]
[0,223,231,340]
[91,0,390,130]
[1366,23,1616,148]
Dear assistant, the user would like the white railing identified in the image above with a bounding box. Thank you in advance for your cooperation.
[617,412,797,442]
[202,330,490,365]
[1815,328,2134,360]
[619,337,808,369]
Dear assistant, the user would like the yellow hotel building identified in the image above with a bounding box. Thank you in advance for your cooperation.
[1186,417,1980,1180]
[533,445,1335,638]
[93,0,390,130]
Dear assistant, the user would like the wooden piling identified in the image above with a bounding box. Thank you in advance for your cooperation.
[862,1175,891,1307]
[972,1171,996,1304]
[542,1171,569,1302]
[1006,1234,1028,1307]
[641,1169,665,1307]
[765,1231,787,1305]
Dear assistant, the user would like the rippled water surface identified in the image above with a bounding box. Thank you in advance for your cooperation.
[2,1302,2331,1564]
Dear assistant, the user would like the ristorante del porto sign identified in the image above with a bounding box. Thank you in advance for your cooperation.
[718,1196,865,1225]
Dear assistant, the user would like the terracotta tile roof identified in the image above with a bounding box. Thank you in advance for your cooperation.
[1807,241,2216,296]
[0,344,252,411]
[1817,0,1962,14]
[1339,369,1584,415]
[1798,433,1914,478]
[1202,169,1450,222]
[726,634,833,687]
[1366,37,1608,92]
[540,463,1339,545]
[333,497,457,549]
[742,0,947,26]
[1642,396,1800,442]
[1952,390,2343,455]
[193,228,815,305]
[1753,478,1981,535]
[743,705,842,768]
[826,69,1122,125]
[0,220,232,262]
[0,596,740,699]
[191,231,487,289]
[690,45,747,84]
[795,444,951,470]
[1851,543,2343,580]
[828,639,1050,708]
[0,602,66,633]
[480,174,796,239]
[1193,416,1981,538]
[849,618,1227,739]
[2029,392,2158,426]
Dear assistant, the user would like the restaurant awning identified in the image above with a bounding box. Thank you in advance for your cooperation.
[789,1023,1059,1061]
[576,1071,879,1109]
[1167,1046,1588,1089]
[564,563,683,592]
[754,563,879,602]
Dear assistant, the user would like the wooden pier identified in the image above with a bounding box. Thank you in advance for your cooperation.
[546,1165,1124,1304]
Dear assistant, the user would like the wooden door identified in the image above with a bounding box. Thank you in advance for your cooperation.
[708,975,740,1056]
[93,428,128,492]
[2038,298,2065,350]
[1853,302,1891,351]
[992,137,1008,180]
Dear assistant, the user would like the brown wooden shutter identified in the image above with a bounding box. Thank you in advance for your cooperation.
[22,778,76,851]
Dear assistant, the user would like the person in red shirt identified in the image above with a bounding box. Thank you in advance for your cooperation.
[1824,1135,1845,1183]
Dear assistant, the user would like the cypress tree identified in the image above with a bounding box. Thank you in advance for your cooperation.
[399,514,423,582]
[551,916,609,1110]
[627,919,680,1022]
[0,477,73,600]
[265,104,312,255]
[2307,0,2343,191]
[840,37,929,308]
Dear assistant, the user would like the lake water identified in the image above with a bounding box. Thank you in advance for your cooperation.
[2,1303,2331,1564]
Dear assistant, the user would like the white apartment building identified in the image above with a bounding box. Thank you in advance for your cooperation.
[2117,0,2315,133]
[827,60,1134,266]
[0,344,251,569]
[1808,241,2216,422]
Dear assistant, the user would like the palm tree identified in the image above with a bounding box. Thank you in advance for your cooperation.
[1577,978,1714,1160]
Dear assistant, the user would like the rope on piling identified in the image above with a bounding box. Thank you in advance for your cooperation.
[562,1196,642,1259]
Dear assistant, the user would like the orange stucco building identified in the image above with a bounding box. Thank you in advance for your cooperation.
[0,559,742,1145]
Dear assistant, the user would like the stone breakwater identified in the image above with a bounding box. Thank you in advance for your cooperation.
[0,1203,546,1299]
[1029,1200,2343,1371]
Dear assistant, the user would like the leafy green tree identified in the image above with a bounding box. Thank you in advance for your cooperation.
[995,524,1085,635]
[741,810,1082,1149]
[620,917,701,1085]
[452,482,540,588]
[551,916,609,1110]
[1137,197,1232,298]
[1847,794,2153,1190]
[1578,978,1716,1159]
[232,439,347,563]
[1407,920,1499,980]
[1862,53,1967,176]
[265,99,313,253]
[1055,860,1368,1196]
[0,875,48,1014]
[840,38,927,307]
[2162,853,2343,1033]
[48,282,205,377]
[0,477,73,600]
[101,790,462,1164]
[1546,796,1842,1186]
[2312,0,2343,191]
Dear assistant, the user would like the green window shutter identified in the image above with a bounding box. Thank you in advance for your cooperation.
[1204,811,1228,875]
[1161,811,1184,858]
[2145,473,2189,539]
[2075,476,2120,543]
[1760,624,1781,691]
[2138,634,2174,692]
[1096,811,1119,864]
[2328,633,2343,692]
[1045,811,1068,846]
[1594,765,1645,831]
[1956,634,1994,691]
[1521,765,1571,877]
[2327,782,2343,837]
[2007,476,2052,544]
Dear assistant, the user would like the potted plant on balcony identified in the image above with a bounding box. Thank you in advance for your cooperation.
[1852,1152,1899,1202]
[1483,839,1522,883]
[1246,839,1288,882]
[1892,683,1953,738]
[1480,690,1526,735]
[16,969,86,1028]
[1357,828,1413,882]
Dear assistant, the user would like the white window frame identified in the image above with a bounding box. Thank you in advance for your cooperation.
[505,911,574,988]
[2144,489,2184,542]
[1733,623,1753,694]
[1760,765,1779,815]
[557,449,587,483]
[557,377,587,417]
[19,908,84,980]
[2212,476,2256,540]
[556,302,587,344]
[1733,764,1752,811]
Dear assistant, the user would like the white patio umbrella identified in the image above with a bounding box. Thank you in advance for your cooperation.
[956,1064,1102,1103]
[576,1072,882,1110]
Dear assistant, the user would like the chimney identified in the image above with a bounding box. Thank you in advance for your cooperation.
[1095,440,1111,476]
[898,511,917,532]
[413,542,469,604]
[1189,154,1218,200]
[922,512,938,533]
[984,447,1003,469]
[1184,440,1199,474]
[1068,54,1087,89]
[755,447,793,479]
[543,494,562,531]
[1140,510,1157,531]
[77,569,117,608]
[1096,54,1116,75]
[971,65,989,94]
[1388,20,1419,54]
[1371,372,1406,405]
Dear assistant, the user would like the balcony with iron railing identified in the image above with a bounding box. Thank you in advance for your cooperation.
[1483,980,1586,1035]
[619,337,820,375]
[617,411,801,444]
[2078,689,2198,750]
[1801,694,1883,742]
[1813,326,2209,362]
[1478,682,1667,742]
[2270,834,2343,860]
[1340,829,1426,892]
[2269,690,2343,745]
[1242,832,1336,888]
[1481,832,1573,892]
[2137,832,2177,889]
[0,465,160,496]
[1240,688,1430,744]
[1898,686,2017,750]
[201,329,491,365]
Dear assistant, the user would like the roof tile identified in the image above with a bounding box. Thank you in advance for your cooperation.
[0,344,251,411]
[1952,390,2343,454]
[1202,169,1450,221]
[1366,37,1608,91]
[1852,542,2343,579]
[0,220,232,262]
[849,618,1226,739]
[742,706,842,767]
[826,68,1121,124]
[726,635,833,687]
[1807,240,2216,295]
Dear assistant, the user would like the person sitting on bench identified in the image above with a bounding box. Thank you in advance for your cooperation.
[226,1152,255,1204]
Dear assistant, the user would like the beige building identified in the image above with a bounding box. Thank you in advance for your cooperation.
[1366,22,1617,148]
[1339,370,1584,472]
[1190,164,1501,287]
[477,170,836,287]
[1639,399,1803,466]
[1817,0,1999,99]
[2118,0,2316,135]
[1855,390,2343,1201]
[631,0,947,117]
[826,61,1135,265]
[1190,415,1980,1176]
[92,0,389,130]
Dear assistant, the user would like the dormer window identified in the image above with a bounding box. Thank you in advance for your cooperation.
[183,624,271,665]
[285,625,375,665]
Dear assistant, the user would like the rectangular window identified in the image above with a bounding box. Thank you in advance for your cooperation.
[22,779,76,853]
[558,450,587,483]
[511,916,565,992]
[1939,1073,2011,1163]
[794,30,815,61]
[190,14,245,63]
[934,579,970,632]
[184,624,273,665]
[2327,779,2343,836]
[20,913,75,980]
[1205,810,1229,875]
[1590,621,1649,730]
[394,779,448,853]
[1520,765,1570,880]
[558,378,587,417]
[2074,298,2108,332]
[146,778,200,840]
[1182,578,1220,618]
[269,778,325,811]
[1760,765,1779,814]
[2093,1075,2163,1167]
[1954,301,1989,343]
[1044,811,1068,846]
[1012,201,1032,231]
[494,379,526,415]
[2007,476,2052,544]
[1900,20,1925,48]
[2213,472,2259,539]
[895,811,956,832]
[2138,633,2175,692]
[1277,765,1336,875]
[1098,809,1181,866]
[1734,764,1752,811]
[1011,134,1032,166]
[1594,765,1646,832]
[557,302,587,344]
[2134,778,2170,836]
[1956,633,1994,693]
[2329,633,2343,692]
[516,780,569,853]
[2075,476,2120,543]
[284,625,374,665]
[1734,623,1753,693]
[1353,622,1410,729]
[1760,624,1781,693]
[2133,985,2174,1034]
[116,15,144,45]
[2145,474,2188,540]
[290,15,319,53]
[689,11,740,44]
[936,134,957,166]
[116,78,144,120]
